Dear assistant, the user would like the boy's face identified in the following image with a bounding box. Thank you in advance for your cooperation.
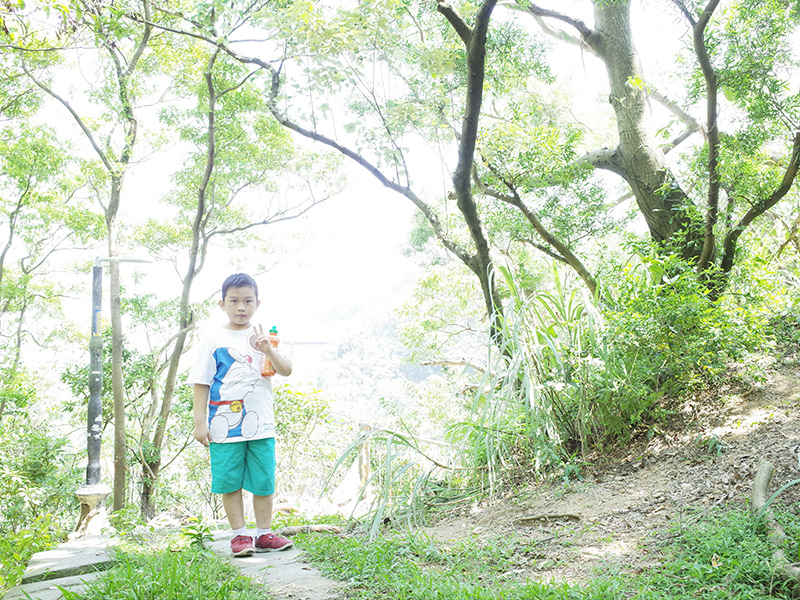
[219,285,260,330]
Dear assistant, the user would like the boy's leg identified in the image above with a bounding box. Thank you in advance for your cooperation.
[223,488,256,556]
[252,493,274,530]
[244,438,292,552]
[222,488,247,530]
[210,443,254,557]
[253,493,292,551]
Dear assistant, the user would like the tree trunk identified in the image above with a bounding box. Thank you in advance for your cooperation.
[110,243,127,512]
[439,0,504,339]
[587,1,703,258]
[750,459,800,589]
[139,52,218,518]
[140,324,192,518]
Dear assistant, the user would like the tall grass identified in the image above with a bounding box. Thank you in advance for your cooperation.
[325,427,450,537]
[329,258,776,533]
[464,264,595,481]
[57,541,267,600]
[297,504,800,600]
[325,265,605,533]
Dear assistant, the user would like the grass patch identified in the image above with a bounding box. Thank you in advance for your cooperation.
[31,505,799,600]
[639,505,800,599]
[0,515,64,594]
[59,539,269,600]
[296,505,800,599]
[296,529,572,599]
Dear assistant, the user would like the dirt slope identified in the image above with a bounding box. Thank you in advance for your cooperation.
[424,361,800,584]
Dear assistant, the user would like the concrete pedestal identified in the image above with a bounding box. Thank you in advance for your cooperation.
[72,484,112,539]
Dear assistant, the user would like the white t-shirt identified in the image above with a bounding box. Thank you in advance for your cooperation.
[187,327,276,444]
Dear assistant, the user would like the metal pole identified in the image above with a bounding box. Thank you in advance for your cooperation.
[74,262,111,537]
[86,264,103,486]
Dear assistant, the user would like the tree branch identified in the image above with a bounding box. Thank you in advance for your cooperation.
[692,0,722,272]
[574,147,624,176]
[126,0,153,77]
[180,47,475,269]
[775,212,800,259]
[503,192,597,296]
[436,1,472,45]
[669,0,697,27]
[720,130,800,273]
[661,128,699,154]
[649,88,705,140]
[511,1,593,41]
[19,61,115,174]
[470,160,574,268]
[421,358,486,374]
[520,238,569,264]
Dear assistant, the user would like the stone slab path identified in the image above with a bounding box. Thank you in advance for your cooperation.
[4,535,113,600]
[208,530,341,600]
[4,530,342,600]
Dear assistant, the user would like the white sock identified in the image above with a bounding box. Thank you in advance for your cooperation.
[256,528,271,537]
[232,526,248,537]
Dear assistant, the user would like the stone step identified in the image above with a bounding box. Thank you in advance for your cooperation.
[5,572,104,600]
[21,535,114,584]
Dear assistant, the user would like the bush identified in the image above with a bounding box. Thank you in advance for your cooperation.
[326,254,784,531]
[0,515,63,594]
[447,257,773,484]
[0,414,82,531]
[0,414,77,593]
[71,542,267,600]
[603,253,768,393]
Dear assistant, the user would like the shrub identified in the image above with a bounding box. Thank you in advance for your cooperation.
[0,515,62,594]
[603,253,768,393]
[0,414,81,531]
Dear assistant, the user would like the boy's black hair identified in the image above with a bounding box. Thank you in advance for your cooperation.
[221,273,258,300]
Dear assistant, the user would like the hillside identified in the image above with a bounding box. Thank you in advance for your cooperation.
[422,360,800,585]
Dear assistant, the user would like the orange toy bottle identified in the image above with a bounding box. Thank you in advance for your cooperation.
[261,326,279,376]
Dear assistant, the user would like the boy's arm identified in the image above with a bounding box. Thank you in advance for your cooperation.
[264,345,293,377]
[193,384,211,446]
[254,325,293,376]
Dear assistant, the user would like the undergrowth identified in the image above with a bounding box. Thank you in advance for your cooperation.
[329,259,790,537]
[296,504,800,599]
[57,538,269,600]
[0,515,63,594]
[16,504,799,600]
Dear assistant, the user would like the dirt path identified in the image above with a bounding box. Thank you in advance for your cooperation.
[210,362,799,593]
[208,531,342,600]
[423,362,800,584]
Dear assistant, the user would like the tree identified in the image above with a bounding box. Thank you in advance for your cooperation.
[0,122,104,421]
[3,0,340,517]
[130,36,340,516]
[14,0,159,510]
[148,0,621,351]
[513,0,800,292]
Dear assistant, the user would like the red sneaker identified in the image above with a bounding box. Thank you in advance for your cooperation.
[255,532,293,552]
[231,535,255,557]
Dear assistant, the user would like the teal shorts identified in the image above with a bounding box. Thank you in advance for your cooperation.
[209,437,276,496]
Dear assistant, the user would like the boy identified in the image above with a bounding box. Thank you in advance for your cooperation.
[188,273,294,557]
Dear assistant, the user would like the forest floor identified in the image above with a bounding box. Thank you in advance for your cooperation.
[420,356,800,585]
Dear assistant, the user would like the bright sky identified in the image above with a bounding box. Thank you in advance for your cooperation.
[125,163,423,383]
[253,169,421,341]
[51,0,698,386]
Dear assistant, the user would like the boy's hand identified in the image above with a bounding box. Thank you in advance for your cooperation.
[193,423,211,447]
[253,323,278,355]
[253,323,293,377]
